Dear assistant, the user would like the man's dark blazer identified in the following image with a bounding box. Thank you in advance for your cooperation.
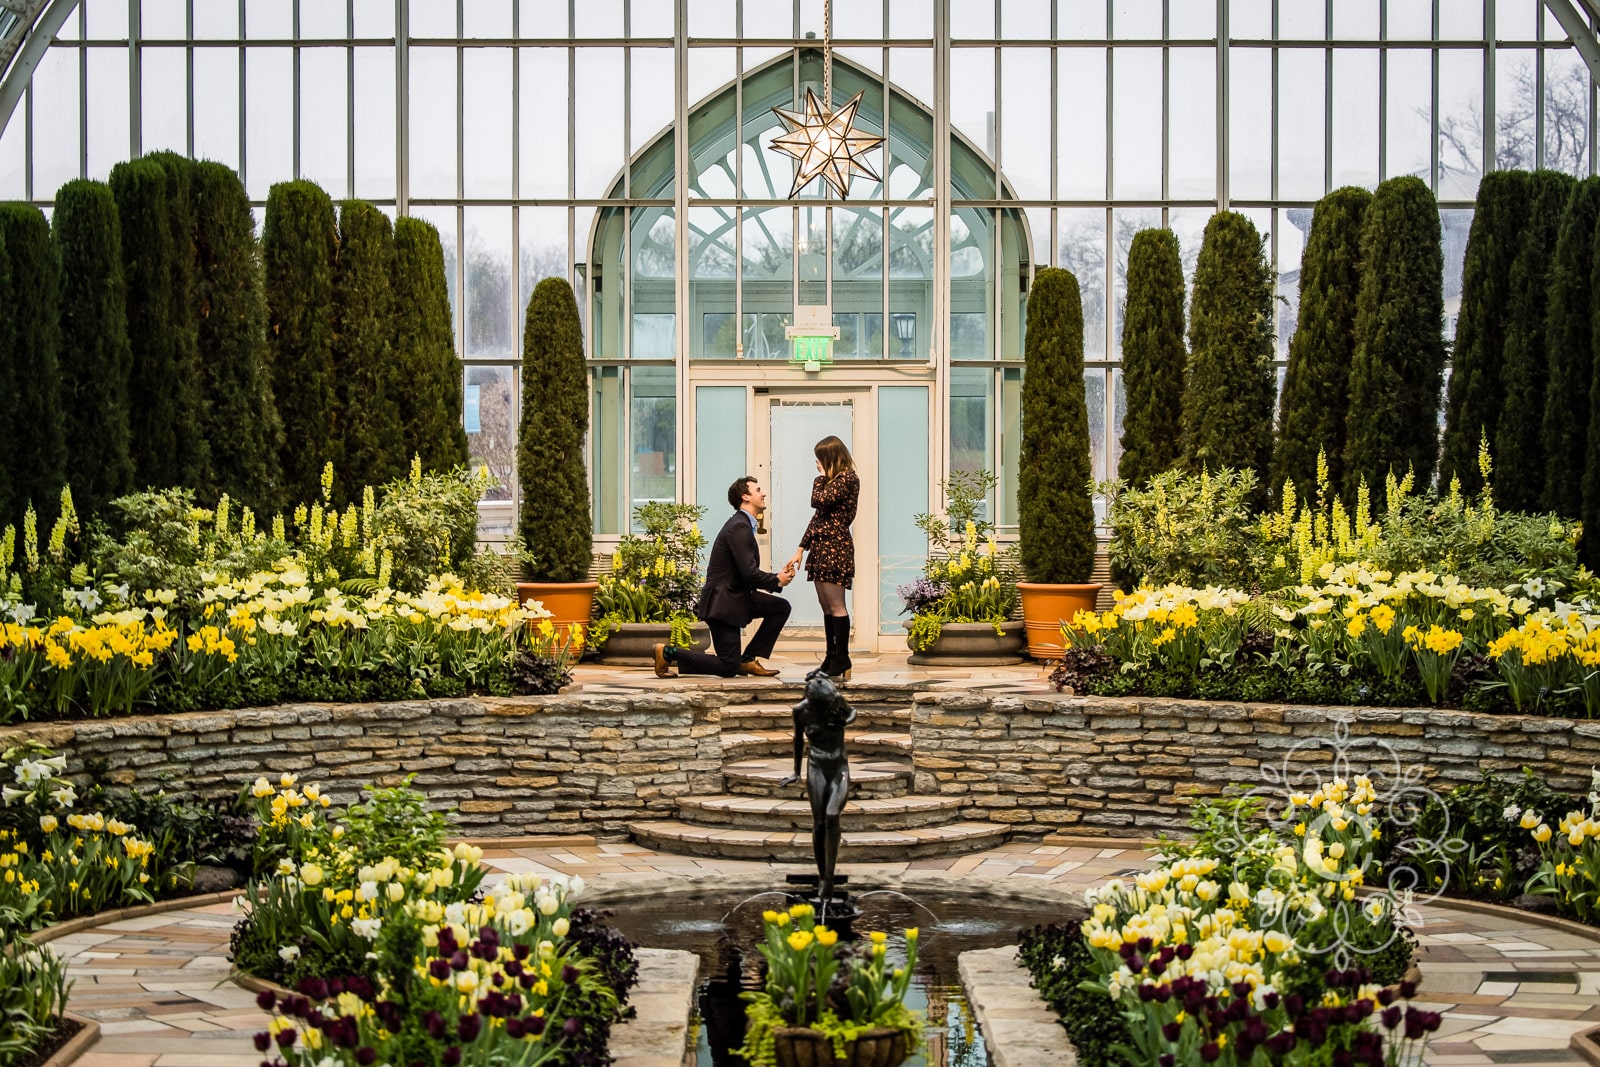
[695,510,784,627]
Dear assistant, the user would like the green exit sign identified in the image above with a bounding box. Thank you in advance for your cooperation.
[790,335,834,367]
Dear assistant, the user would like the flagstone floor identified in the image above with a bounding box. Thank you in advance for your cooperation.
[567,648,1057,696]
[46,837,1600,1067]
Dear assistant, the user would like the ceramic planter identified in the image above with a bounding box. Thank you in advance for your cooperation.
[515,580,599,641]
[772,1027,909,1067]
[905,620,1025,665]
[1016,582,1103,659]
[592,621,711,665]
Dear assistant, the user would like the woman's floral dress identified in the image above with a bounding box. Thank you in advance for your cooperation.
[799,470,859,588]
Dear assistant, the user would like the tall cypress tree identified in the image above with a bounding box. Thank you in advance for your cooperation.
[0,204,66,522]
[54,180,135,518]
[393,216,468,472]
[1345,176,1447,504]
[1496,169,1573,511]
[1441,169,1533,493]
[110,158,183,490]
[0,225,14,528]
[518,278,592,582]
[1180,211,1276,496]
[1542,176,1600,516]
[193,162,283,510]
[1117,228,1187,488]
[262,180,337,504]
[1019,267,1096,584]
[333,200,405,497]
[145,150,209,490]
[1274,186,1372,506]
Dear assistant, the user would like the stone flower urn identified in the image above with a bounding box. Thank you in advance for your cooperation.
[773,1027,908,1067]
[906,620,1025,666]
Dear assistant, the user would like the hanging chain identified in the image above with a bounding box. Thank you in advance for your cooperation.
[822,0,831,108]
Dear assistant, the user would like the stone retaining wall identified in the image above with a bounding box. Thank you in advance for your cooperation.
[0,695,731,836]
[4,690,1592,838]
[909,692,1598,835]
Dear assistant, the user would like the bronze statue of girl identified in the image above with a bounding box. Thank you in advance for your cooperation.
[777,674,856,903]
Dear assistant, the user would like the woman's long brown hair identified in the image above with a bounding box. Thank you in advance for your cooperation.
[814,435,854,480]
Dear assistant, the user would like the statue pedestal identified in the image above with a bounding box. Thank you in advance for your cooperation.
[784,874,861,932]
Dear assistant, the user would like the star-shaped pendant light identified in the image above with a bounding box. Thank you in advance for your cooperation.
[770,87,885,199]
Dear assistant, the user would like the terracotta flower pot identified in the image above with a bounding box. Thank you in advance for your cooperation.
[515,580,599,642]
[1016,581,1103,660]
[772,1027,908,1067]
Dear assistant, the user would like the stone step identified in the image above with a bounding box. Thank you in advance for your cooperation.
[719,704,912,733]
[720,730,913,762]
[627,819,1013,862]
[674,794,965,832]
[722,757,913,798]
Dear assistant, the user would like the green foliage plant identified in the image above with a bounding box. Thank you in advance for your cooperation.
[1443,169,1533,494]
[1543,177,1600,517]
[591,502,707,648]
[1018,267,1095,584]
[900,471,1020,650]
[53,179,136,519]
[1522,770,1600,922]
[1344,176,1446,505]
[392,217,469,473]
[263,180,339,505]
[1117,229,1187,487]
[518,277,592,582]
[143,151,209,490]
[736,905,922,1067]
[333,200,405,498]
[0,204,66,529]
[1274,186,1372,506]
[1496,171,1573,513]
[1101,466,1260,589]
[1180,211,1276,501]
[110,157,186,490]
[192,161,283,510]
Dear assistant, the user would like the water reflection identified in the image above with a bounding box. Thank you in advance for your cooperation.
[598,890,1073,1067]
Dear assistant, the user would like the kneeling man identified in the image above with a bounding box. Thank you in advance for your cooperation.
[654,476,793,678]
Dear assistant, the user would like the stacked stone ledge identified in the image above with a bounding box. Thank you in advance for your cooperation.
[1,690,1590,843]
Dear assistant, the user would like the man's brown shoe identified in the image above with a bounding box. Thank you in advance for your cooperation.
[652,643,675,678]
[738,658,780,677]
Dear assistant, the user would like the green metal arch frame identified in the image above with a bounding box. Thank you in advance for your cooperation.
[0,0,77,140]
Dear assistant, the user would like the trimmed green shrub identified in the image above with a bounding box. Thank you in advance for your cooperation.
[333,200,405,498]
[518,277,592,582]
[54,179,135,518]
[110,158,185,490]
[392,216,468,473]
[1180,211,1276,498]
[0,204,67,523]
[0,224,13,526]
[1018,266,1095,584]
[1543,176,1600,516]
[144,150,209,490]
[1117,228,1187,487]
[192,161,283,510]
[1442,169,1533,493]
[1497,170,1574,513]
[1274,186,1372,506]
[1345,176,1446,504]
[263,180,338,505]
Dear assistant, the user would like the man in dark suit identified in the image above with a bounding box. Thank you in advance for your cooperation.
[654,475,794,678]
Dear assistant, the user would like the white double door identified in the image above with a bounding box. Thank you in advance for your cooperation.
[753,392,876,638]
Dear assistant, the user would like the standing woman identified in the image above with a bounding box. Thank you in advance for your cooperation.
[787,435,859,680]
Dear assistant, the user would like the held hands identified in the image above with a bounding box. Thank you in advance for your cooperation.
[777,560,797,587]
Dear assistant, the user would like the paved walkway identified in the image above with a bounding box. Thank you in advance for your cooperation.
[567,649,1056,696]
[40,838,1600,1066]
